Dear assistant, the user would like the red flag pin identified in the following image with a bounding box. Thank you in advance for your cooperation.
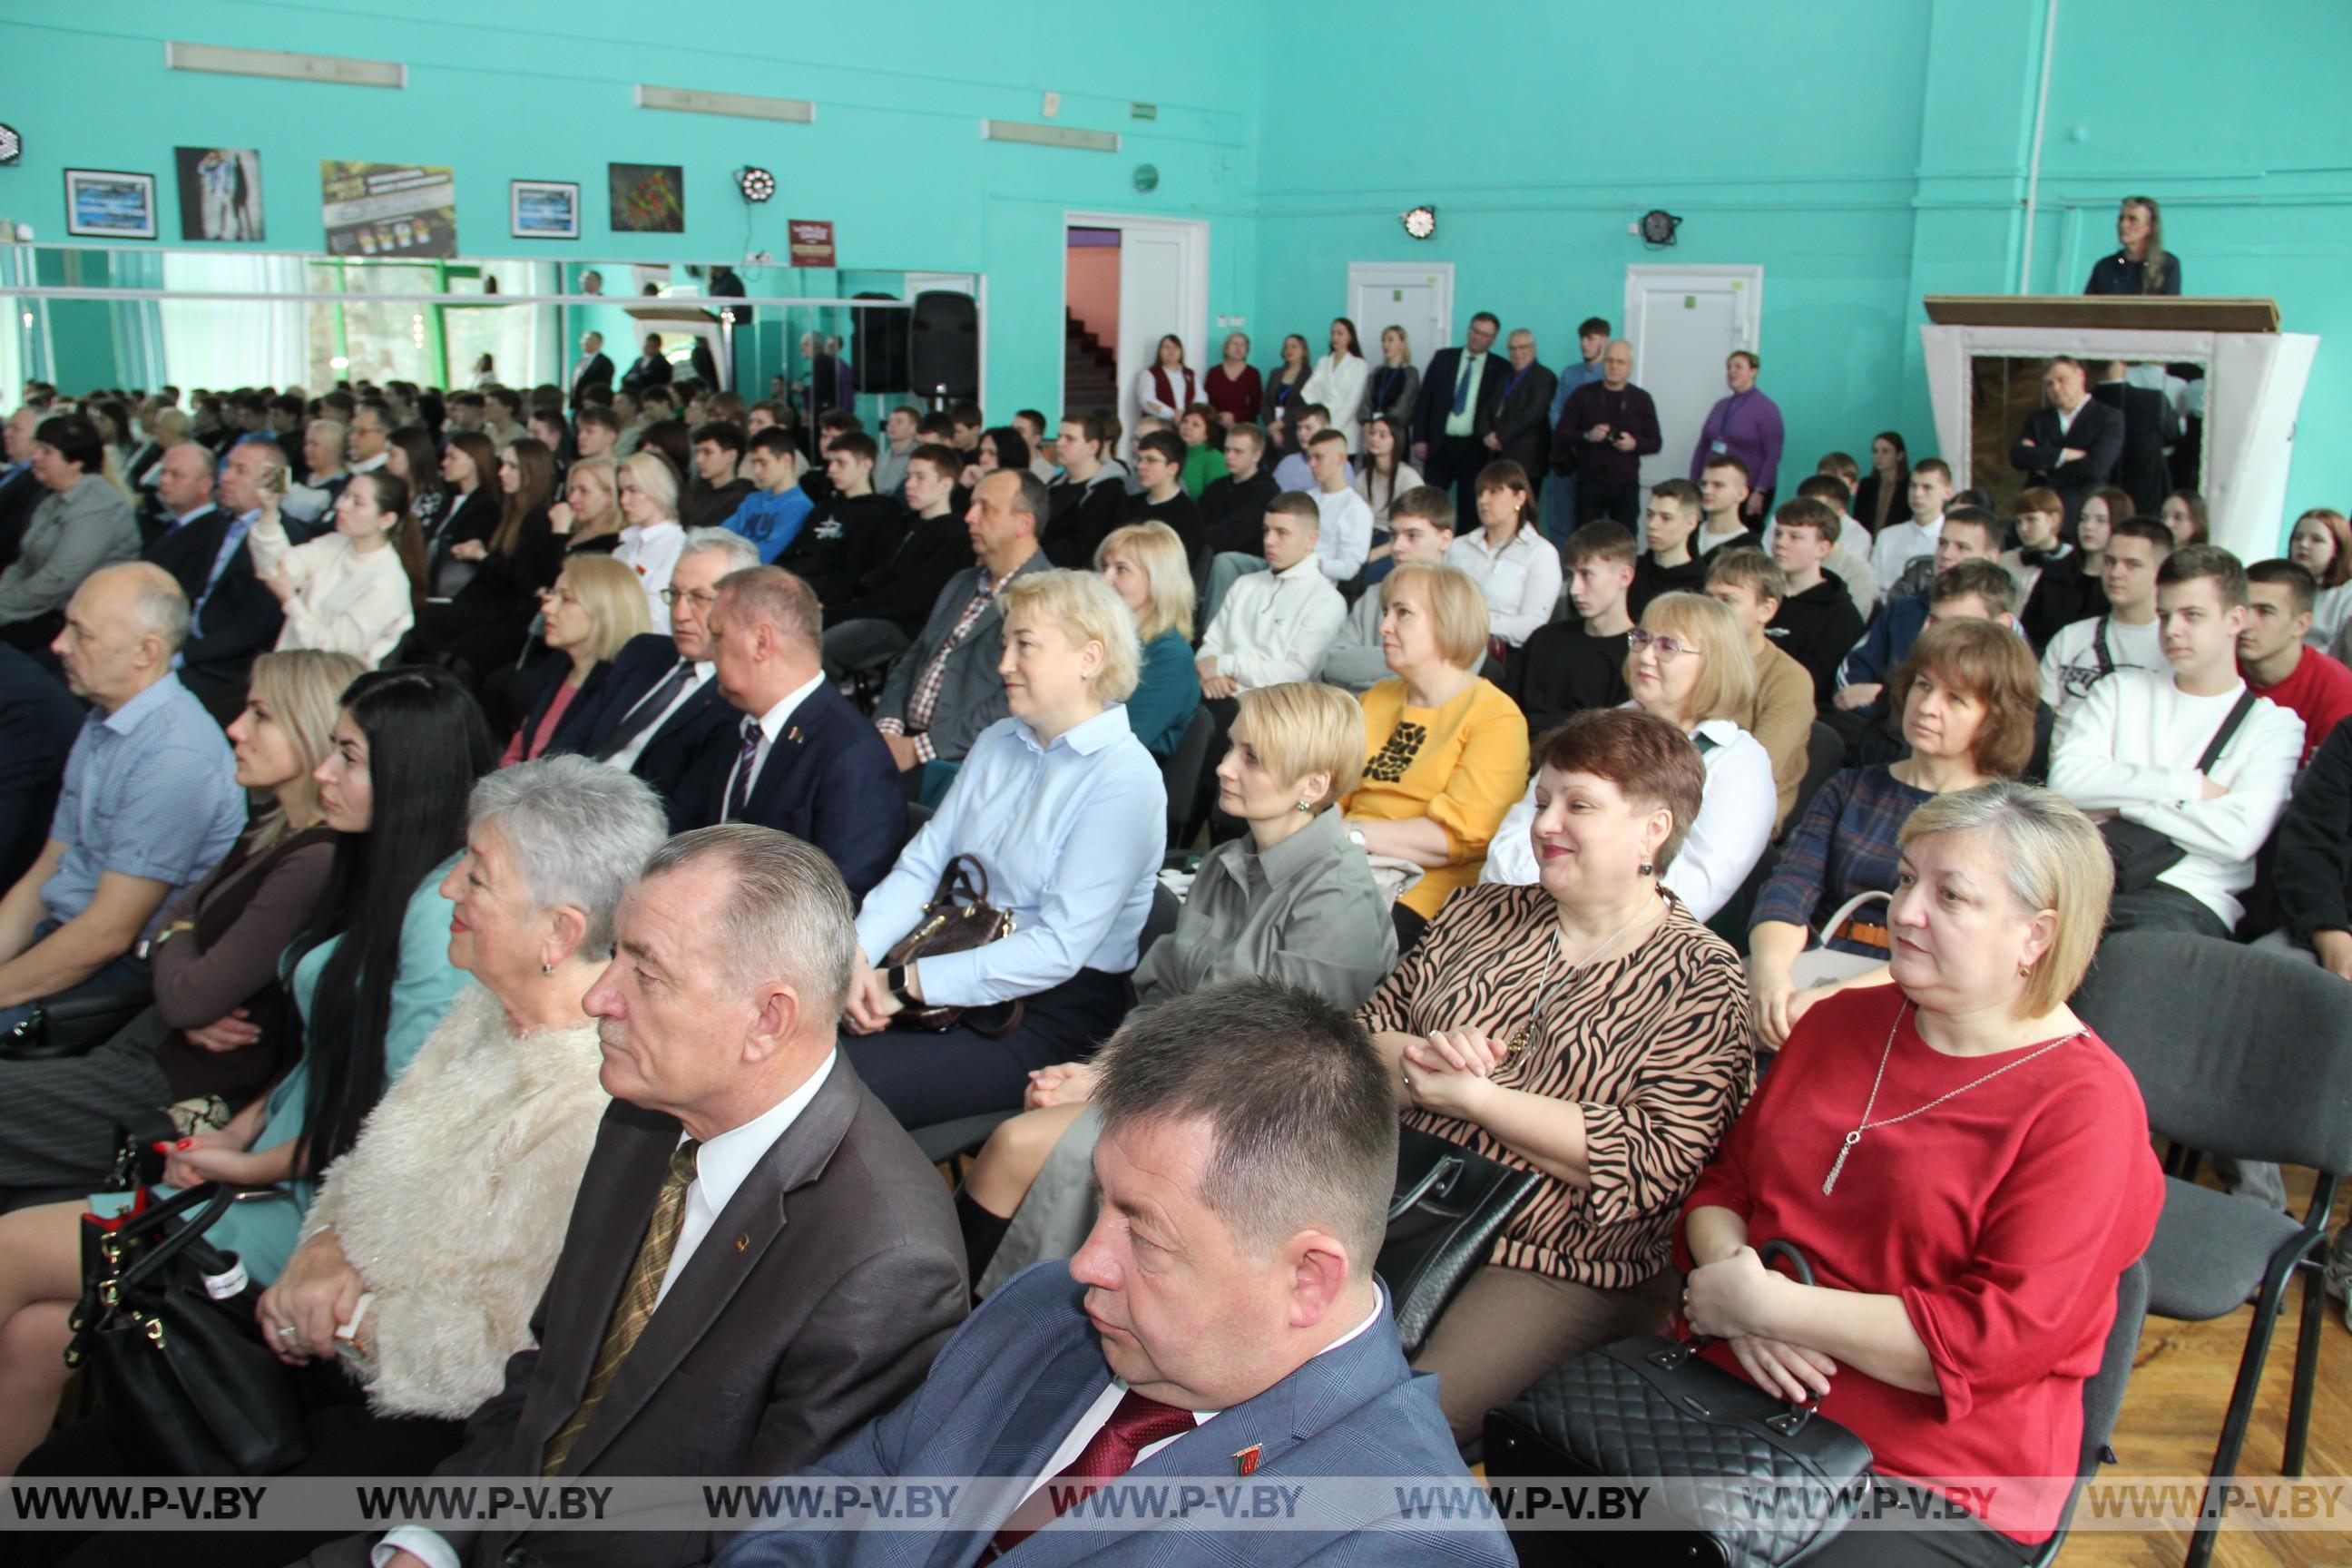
[1233,1444,1261,1477]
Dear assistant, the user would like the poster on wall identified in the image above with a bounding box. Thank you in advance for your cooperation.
[319,161,457,258]
[63,169,157,240]
[174,147,264,242]
[609,163,684,233]
[510,180,579,240]
[789,220,836,268]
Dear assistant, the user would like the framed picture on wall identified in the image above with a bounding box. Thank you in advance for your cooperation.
[608,162,685,234]
[64,168,158,240]
[511,179,580,240]
[173,148,264,241]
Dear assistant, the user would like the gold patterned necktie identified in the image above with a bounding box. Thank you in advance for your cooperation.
[542,1138,700,1475]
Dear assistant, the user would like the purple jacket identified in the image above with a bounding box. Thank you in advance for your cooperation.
[1687,388,1786,491]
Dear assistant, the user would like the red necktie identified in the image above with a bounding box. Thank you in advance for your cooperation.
[986,1387,1196,1556]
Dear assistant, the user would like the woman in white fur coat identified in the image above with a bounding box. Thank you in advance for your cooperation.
[258,756,670,1460]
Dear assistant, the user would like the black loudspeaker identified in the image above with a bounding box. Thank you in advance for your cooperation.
[852,292,909,395]
[908,290,979,402]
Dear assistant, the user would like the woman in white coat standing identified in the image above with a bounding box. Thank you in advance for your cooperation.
[250,469,416,668]
[1304,316,1370,456]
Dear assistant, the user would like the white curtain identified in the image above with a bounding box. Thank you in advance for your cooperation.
[160,252,307,389]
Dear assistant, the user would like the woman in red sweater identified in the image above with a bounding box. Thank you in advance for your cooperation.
[1680,781,2162,1563]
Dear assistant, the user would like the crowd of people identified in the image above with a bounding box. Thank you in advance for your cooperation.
[0,190,2337,1566]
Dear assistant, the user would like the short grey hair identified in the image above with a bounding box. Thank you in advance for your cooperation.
[680,526,759,574]
[89,562,191,654]
[1093,979,1397,1268]
[639,824,856,1021]
[467,755,670,955]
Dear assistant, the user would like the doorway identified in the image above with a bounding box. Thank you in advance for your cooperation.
[1063,212,1210,450]
[1348,261,1454,375]
[1623,265,1764,490]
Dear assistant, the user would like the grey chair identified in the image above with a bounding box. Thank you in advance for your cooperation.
[2070,932,2352,1568]
[2027,1259,2150,1568]
[1788,721,1845,842]
[1160,705,1216,853]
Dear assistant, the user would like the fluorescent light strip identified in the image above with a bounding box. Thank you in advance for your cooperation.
[164,41,405,89]
[981,119,1118,153]
[635,84,815,124]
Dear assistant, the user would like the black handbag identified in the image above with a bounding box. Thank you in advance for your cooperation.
[1377,1125,1544,1357]
[1484,1241,1873,1568]
[2099,689,2257,895]
[64,1182,309,1476]
[0,982,154,1062]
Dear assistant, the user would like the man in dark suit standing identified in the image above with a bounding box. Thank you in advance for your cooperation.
[1409,310,1505,518]
[686,566,906,899]
[1483,327,1559,495]
[570,330,616,409]
[554,528,760,826]
[2009,356,2124,531]
[347,826,965,1568]
[2092,359,2171,517]
[712,981,1511,1568]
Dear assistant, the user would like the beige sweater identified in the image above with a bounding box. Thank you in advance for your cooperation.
[300,985,609,1418]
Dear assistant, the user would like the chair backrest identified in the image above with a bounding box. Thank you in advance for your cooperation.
[900,799,934,851]
[2041,1259,2150,1557]
[1787,721,1845,838]
[2071,932,2352,1175]
[1161,705,1217,847]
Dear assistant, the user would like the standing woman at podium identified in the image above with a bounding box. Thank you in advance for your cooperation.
[2084,196,2181,296]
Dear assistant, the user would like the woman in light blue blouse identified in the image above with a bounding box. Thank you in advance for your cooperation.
[845,570,1167,1129]
[0,668,491,1475]
[1095,521,1200,759]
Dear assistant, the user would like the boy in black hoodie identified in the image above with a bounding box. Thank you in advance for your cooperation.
[780,431,905,607]
[1764,495,1867,706]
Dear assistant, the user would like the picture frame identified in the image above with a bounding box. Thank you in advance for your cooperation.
[608,162,685,234]
[64,168,158,240]
[510,179,581,241]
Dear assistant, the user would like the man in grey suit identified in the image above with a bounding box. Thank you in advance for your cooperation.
[1484,328,1559,495]
[871,468,1051,793]
[714,980,1512,1568]
[354,826,966,1568]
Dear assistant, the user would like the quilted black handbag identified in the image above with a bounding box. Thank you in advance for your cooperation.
[1483,1241,1872,1568]
[64,1182,309,1476]
[1377,1125,1545,1357]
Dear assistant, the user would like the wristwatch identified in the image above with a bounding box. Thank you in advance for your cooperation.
[884,964,915,1004]
[1347,825,1367,850]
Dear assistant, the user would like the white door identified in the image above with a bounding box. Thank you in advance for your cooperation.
[1067,212,1210,454]
[1348,262,1454,374]
[1623,266,1763,490]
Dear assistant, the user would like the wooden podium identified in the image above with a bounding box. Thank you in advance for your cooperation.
[1918,297,2317,558]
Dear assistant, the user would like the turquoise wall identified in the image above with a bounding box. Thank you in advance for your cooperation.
[3,0,2345,527]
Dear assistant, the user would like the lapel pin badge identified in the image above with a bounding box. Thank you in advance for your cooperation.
[1233,1444,1261,1478]
[788,726,803,744]
[733,1234,750,1252]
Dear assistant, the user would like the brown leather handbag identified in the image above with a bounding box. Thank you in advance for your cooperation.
[881,855,1025,1036]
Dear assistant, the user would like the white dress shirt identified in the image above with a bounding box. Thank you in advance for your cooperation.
[1309,486,1375,582]
[1446,526,1563,647]
[605,659,715,772]
[1867,515,1942,603]
[720,670,827,818]
[1197,556,1348,690]
[615,519,685,632]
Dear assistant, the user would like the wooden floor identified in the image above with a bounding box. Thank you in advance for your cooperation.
[2053,1166,2348,1568]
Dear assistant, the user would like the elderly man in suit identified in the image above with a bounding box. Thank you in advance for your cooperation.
[554,527,760,825]
[2009,356,2124,531]
[714,980,1511,1568]
[1409,310,1506,519]
[350,825,966,1568]
[872,467,1052,795]
[687,566,906,898]
[1484,328,1558,495]
[168,437,288,722]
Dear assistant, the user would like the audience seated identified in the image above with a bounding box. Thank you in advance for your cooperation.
[347,824,964,1568]
[1828,560,2034,773]
[1199,421,1279,564]
[2240,558,2352,763]
[2288,506,2352,652]
[1197,493,1348,710]
[1445,460,1560,654]
[682,567,904,899]
[1750,620,2041,1047]
[248,469,416,668]
[1041,415,1125,569]
[1630,478,1709,616]
[138,441,225,599]
[713,980,1509,1568]
[0,406,48,564]
[1785,472,1881,617]
[1866,457,1953,603]
[1269,404,1330,493]
[1681,782,2161,1563]
[1703,548,1814,832]
[1692,454,1765,559]
[0,413,140,653]
[1764,495,1868,703]
[2006,485,2092,651]
[612,451,687,632]
[1353,413,1422,534]
[1367,710,1752,1441]
[504,556,652,766]
[0,666,491,1475]
[407,441,563,678]
[1118,428,1202,563]
[873,470,1051,786]
[426,432,501,602]
[1094,522,1201,759]
[1487,593,1769,924]
[683,419,754,529]
[820,443,975,681]
[847,570,1164,1127]
[728,426,815,565]
[1514,520,1636,736]
[2040,514,2172,721]
[0,650,356,1192]
[1302,426,1375,580]
[0,643,83,893]
[2049,545,2302,936]
[1837,506,2006,710]
[1324,487,1455,693]
[1347,562,1528,941]
[2161,488,2209,547]
[779,432,906,615]
[958,681,1396,1293]
[2269,712,2352,1315]
[0,564,246,1037]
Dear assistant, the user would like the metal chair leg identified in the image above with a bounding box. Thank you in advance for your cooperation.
[2188,1251,2299,1568]
[2284,1261,2325,1477]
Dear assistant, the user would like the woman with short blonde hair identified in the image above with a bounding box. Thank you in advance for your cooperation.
[1381,561,1492,670]
[998,568,1142,702]
[614,451,685,630]
[1095,522,1200,760]
[503,555,652,765]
